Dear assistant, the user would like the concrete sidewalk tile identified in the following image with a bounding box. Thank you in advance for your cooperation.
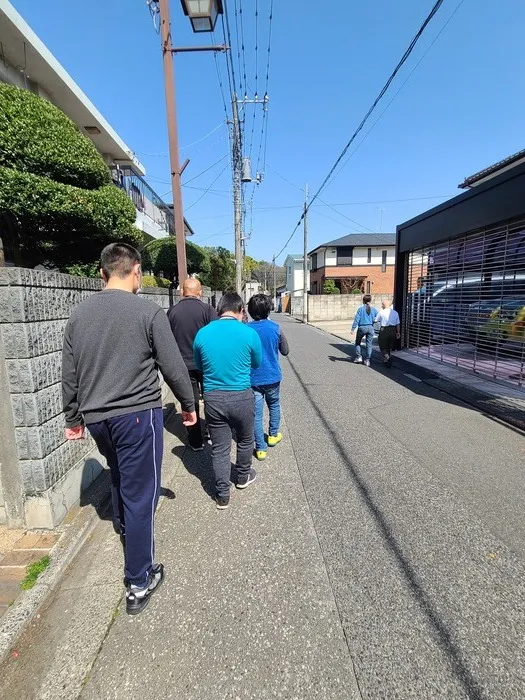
[0,568,26,583]
[33,534,58,550]
[0,582,20,606]
[0,550,45,567]
[11,533,41,550]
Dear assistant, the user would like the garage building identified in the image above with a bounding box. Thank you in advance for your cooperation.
[395,152,525,391]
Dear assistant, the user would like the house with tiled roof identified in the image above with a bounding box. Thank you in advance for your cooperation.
[308,233,396,295]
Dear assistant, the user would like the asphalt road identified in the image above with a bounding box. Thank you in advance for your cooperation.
[278,315,525,699]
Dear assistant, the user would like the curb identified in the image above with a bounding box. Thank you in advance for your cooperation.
[0,474,111,664]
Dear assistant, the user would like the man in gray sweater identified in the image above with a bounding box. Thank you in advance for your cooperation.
[62,243,196,615]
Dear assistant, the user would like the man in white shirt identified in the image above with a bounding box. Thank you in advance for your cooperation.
[375,300,401,367]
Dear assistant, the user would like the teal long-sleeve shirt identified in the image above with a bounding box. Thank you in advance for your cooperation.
[193,317,263,393]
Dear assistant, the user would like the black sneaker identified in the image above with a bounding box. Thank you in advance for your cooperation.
[126,563,165,616]
[189,444,204,452]
[216,493,230,510]
[236,469,257,490]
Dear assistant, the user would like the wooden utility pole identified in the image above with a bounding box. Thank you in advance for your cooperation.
[158,0,188,288]
[302,184,309,324]
[232,95,243,295]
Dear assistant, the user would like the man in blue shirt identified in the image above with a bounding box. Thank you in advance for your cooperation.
[194,293,262,510]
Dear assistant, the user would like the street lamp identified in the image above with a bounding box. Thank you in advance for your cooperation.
[180,0,223,33]
[155,0,226,289]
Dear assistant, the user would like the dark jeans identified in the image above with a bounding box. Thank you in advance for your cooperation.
[378,326,397,357]
[188,369,203,448]
[355,325,374,361]
[88,407,163,588]
[204,389,255,498]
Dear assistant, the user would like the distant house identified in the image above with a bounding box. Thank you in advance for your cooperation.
[308,234,396,295]
[284,254,310,297]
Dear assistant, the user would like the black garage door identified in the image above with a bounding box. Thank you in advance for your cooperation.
[403,220,525,389]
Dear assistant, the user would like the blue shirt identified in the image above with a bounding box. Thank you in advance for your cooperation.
[351,305,378,331]
[248,319,286,386]
[193,317,262,393]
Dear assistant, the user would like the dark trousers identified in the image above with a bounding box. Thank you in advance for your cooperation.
[88,407,163,588]
[188,369,203,448]
[379,326,397,357]
[204,389,255,498]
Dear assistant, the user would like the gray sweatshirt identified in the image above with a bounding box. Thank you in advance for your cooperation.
[62,289,195,426]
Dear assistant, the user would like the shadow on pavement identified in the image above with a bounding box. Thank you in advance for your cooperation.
[286,353,486,700]
[329,342,525,433]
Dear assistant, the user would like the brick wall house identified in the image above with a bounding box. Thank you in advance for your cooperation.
[308,234,396,296]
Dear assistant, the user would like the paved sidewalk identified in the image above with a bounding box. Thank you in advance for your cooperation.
[80,410,360,700]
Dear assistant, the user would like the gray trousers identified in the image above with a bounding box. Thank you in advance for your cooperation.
[204,389,255,498]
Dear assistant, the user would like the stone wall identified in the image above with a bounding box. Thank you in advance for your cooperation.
[291,293,393,322]
[0,268,206,529]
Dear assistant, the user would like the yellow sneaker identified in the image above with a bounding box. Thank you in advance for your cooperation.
[255,450,267,461]
[267,433,282,447]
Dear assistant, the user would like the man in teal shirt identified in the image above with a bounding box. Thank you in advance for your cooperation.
[194,293,262,509]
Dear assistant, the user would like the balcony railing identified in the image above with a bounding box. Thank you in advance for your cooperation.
[112,166,174,236]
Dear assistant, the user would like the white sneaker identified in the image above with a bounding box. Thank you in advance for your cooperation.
[354,357,363,364]
[364,359,370,367]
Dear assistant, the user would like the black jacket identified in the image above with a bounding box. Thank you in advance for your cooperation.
[167,296,218,370]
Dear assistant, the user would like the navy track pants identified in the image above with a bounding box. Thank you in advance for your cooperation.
[88,407,163,588]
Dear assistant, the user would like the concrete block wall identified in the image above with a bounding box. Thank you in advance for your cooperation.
[0,268,175,529]
[294,293,393,322]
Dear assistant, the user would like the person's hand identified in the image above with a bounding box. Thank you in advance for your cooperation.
[396,332,401,340]
[65,426,85,440]
[182,411,197,427]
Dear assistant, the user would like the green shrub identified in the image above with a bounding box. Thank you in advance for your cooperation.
[141,237,209,281]
[323,279,340,294]
[0,84,110,190]
[142,274,171,288]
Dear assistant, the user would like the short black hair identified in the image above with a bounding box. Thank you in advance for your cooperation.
[217,292,244,316]
[248,293,271,321]
[100,243,141,280]
[363,294,372,304]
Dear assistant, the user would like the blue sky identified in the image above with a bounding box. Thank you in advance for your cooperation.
[11,0,525,263]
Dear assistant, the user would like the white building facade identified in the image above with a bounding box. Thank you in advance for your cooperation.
[284,254,310,297]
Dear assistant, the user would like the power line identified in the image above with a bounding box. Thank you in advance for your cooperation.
[182,153,229,185]
[185,164,230,212]
[275,0,448,260]
[331,0,467,183]
[306,0,446,213]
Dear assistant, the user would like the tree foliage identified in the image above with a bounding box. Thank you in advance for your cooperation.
[199,246,235,291]
[323,279,340,294]
[0,83,141,269]
[141,238,210,281]
[0,84,110,189]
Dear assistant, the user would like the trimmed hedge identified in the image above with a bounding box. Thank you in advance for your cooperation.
[0,83,110,190]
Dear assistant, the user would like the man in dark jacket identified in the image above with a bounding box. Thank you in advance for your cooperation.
[62,243,196,616]
[167,278,217,451]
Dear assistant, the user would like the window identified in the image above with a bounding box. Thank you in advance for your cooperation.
[366,281,371,294]
[337,246,353,266]
[381,250,388,273]
[311,253,318,271]
[367,248,372,263]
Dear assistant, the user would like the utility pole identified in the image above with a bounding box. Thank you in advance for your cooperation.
[272,256,277,309]
[158,0,188,289]
[232,94,243,295]
[303,184,309,324]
